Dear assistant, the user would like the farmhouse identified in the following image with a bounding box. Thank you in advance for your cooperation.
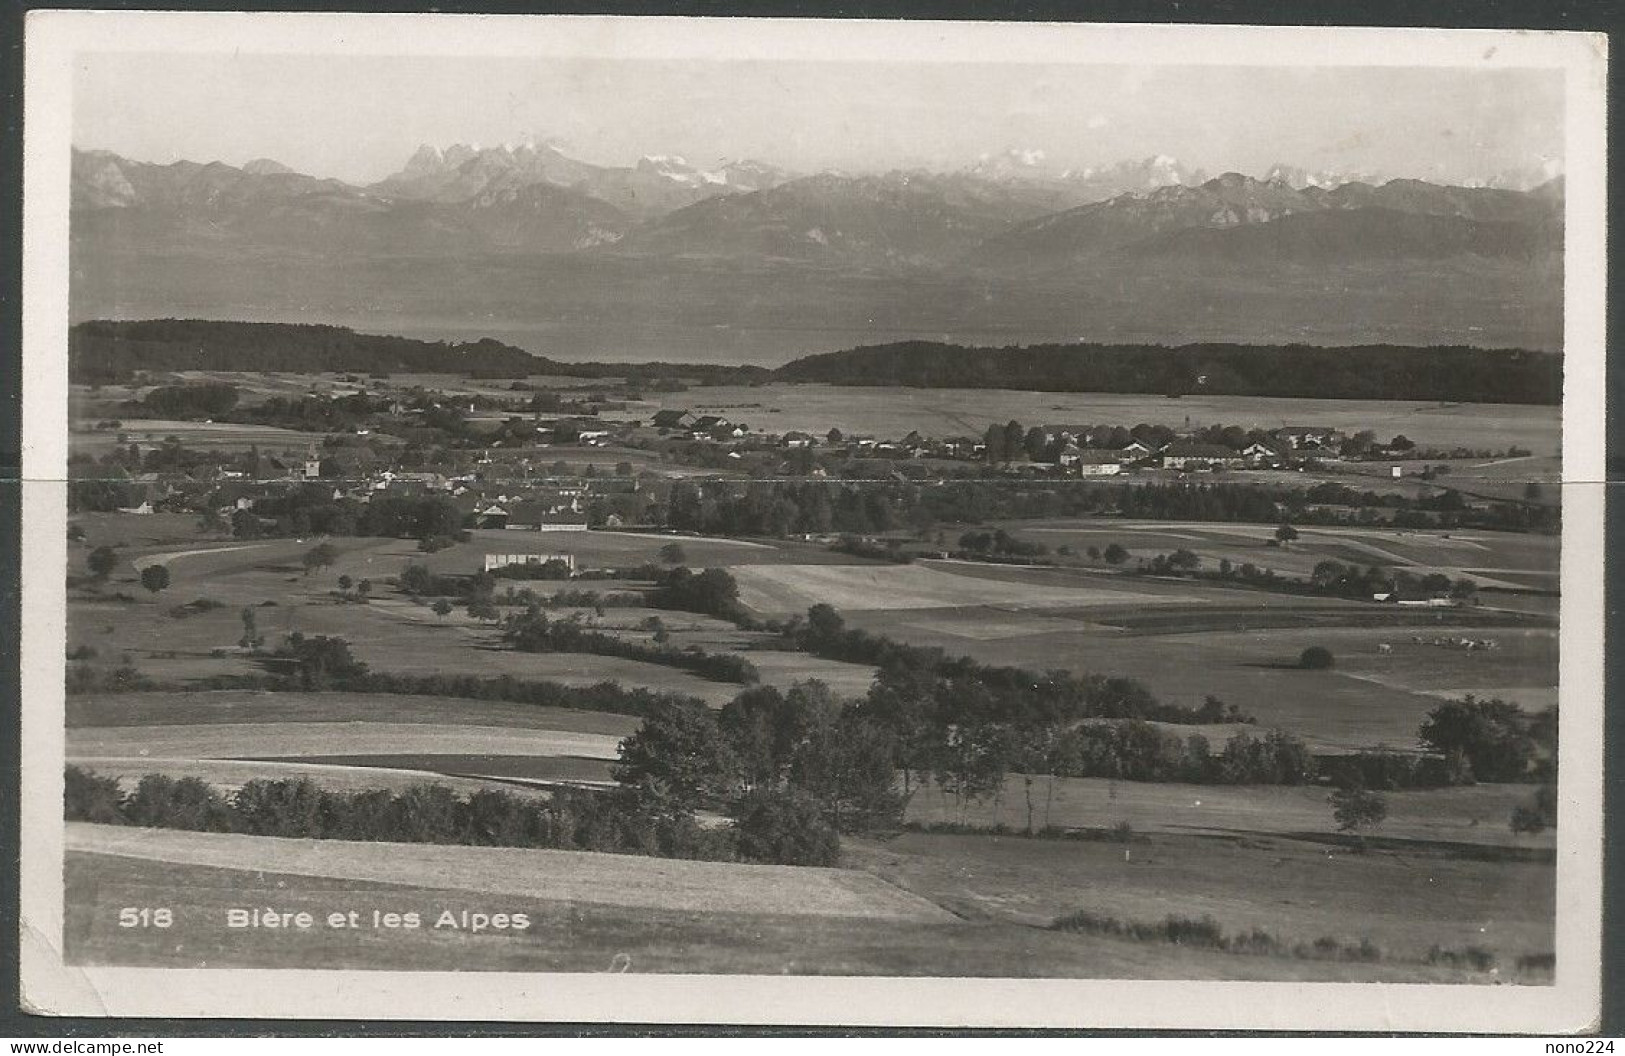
[473,503,510,530]
[1070,450,1124,476]
[1272,425,1344,450]
[483,552,577,573]
[651,409,698,430]
[1119,440,1155,460]
[504,501,590,531]
[1161,441,1244,470]
[1243,440,1289,466]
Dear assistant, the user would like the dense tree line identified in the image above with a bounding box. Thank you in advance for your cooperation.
[69,319,772,385]
[659,478,1556,539]
[63,769,741,863]
[647,566,746,621]
[503,609,760,685]
[226,489,467,543]
[613,682,897,861]
[140,382,240,418]
[783,603,1253,728]
[774,340,1562,405]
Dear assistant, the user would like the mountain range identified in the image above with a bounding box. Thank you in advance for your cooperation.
[69,143,1566,363]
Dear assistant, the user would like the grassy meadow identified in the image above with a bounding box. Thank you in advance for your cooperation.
[63,490,1559,979]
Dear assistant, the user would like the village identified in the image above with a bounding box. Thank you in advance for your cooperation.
[72,372,1526,539]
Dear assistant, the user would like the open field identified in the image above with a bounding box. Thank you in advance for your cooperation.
[68,721,624,763]
[72,513,222,550]
[66,690,640,736]
[905,773,1551,850]
[65,692,638,794]
[67,823,955,922]
[70,418,329,456]
[848,828,1552,963]
[650,384,1560,456]
[62,492,1560,979]
[65,757,566,798]
[63,831,1541,981]
[734,560,1183,614]
[848,607,1553,750]
[1001,519,1559,586]
[69,519,1555,749]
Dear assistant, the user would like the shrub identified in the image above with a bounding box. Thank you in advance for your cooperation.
[1298,646,1335,670]
[730,788,841,866]
[1510,784,1557,834]
[64,765,125,823]
[87,546,118,580]
[124,774,234,832]
[139,564,171,594]
[1162,915,1226,949]
[232,778,327,836]
[1330,785,1388,838]
[1427,944,1498,971]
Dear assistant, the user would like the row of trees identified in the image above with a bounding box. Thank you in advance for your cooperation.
[660,478,1556,540]
[780,604,1255,728]
[63,768,743,863]
[503,609,760,685]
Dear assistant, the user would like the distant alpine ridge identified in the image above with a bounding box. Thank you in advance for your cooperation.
[69,142,1566,360]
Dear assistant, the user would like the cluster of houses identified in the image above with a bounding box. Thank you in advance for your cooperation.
[96,408,1369,522]
[641,409,1352,476]
[108,448,636,532]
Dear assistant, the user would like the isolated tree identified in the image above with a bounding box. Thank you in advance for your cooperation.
[238,607,263,651]
[302,542,338,576]
[1274,523,1300,548]
[1298,645,1335,670]
[276,633,368,691]
[337,574,354,593]
[1103,543,1129,565]
[139,564,170,595]
[1330,785,1388,848]
[981,423,1005,463]
[659,541,688,566]
[431,598,453,621]
[1419,697,1537,783]
[87,546,118,581]
[614,699,738,810]
[805,603,846,646]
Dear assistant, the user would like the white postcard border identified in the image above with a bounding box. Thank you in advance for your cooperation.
[17,11,1609,1031]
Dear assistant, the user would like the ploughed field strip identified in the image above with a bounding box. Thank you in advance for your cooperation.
[67,722,625,762]
[66,824,959,923]
[67,721,626,792]
[732,561,1181,614]
[64,757,562,798]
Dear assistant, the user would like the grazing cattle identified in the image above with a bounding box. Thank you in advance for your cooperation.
[1377,643,1393,654]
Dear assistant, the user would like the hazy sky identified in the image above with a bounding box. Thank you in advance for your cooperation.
[73,53,1563,185]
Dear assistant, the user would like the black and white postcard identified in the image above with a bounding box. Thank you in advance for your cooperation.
[16,12,1608,1031]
